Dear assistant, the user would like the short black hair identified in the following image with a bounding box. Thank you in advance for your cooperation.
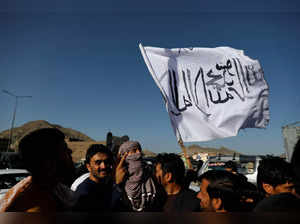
[224,160,238,172]
[199,170,238,184]
[85,144,112,164]
[239,181,262,211]
[257,156,294,194]
[155,153,185,185]
[18,128,66,174]
[199,170,242,212]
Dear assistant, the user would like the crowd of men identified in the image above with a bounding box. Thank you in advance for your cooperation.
[0,128,299,212]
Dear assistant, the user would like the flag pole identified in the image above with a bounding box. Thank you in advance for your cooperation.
[178,138,193,170]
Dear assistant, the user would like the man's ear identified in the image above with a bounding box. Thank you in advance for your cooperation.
[262,183,274,195]
[165,172,172,183]
[212,198,222,211]
[86,163,91,172]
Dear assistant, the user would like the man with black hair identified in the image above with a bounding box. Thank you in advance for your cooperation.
[74,144,115,211]
[0,128,77,212]
[154,153,200,212]
[254,155,300,211]
[256,156,295,197]
[238,181,262,211]
[224,161,261,211]
[197,170,242,212]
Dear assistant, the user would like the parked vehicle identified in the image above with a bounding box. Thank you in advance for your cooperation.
[0,169,30,200]
[198,154,263,185]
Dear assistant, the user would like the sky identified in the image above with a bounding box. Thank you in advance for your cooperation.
[0,1,299,155]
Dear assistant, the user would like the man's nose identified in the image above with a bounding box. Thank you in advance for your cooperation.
[100,161,107,169]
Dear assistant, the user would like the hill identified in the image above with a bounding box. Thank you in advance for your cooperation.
[0,120,94,150]
[185,144,240,156]
[0,120,241,162]
[0,120,157,162]
[68,141,157,162]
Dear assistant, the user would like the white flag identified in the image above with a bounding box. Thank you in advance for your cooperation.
[139,44,270,142]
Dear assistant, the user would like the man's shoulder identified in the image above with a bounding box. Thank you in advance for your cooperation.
[71,173,89,191]
[254,193,300,212]
[78,176,92,185]
[164,188,200,212]
[75,178,95,194]
[180,189,200,211]
[179,188,200,205]
[180,188,198,198]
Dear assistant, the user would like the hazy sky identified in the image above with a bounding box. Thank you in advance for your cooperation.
[1,1,299,155]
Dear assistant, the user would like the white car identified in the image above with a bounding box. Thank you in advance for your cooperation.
[198,155,262,185]
[0,169,30,200]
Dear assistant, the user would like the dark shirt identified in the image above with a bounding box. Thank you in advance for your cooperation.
[163,188,200,212]
[74,177,114,212]
[254,193,300,212]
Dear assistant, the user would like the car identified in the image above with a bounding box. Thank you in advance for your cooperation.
[0,169,30,200]
[197,154,263,185]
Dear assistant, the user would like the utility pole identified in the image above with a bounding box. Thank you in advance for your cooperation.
[2,90,32,151]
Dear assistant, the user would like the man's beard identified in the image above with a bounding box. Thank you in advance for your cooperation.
[92,168,112,184]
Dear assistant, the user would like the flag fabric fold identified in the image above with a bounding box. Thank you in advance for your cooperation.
[139,44,269,142]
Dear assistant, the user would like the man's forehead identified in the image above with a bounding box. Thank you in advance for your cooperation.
[91,152,109,160]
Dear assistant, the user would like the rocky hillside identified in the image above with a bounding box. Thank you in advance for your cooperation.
[0,120,241,162]
[185,144,240,157]
[0,120,94,150]
[0,120,157,162]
